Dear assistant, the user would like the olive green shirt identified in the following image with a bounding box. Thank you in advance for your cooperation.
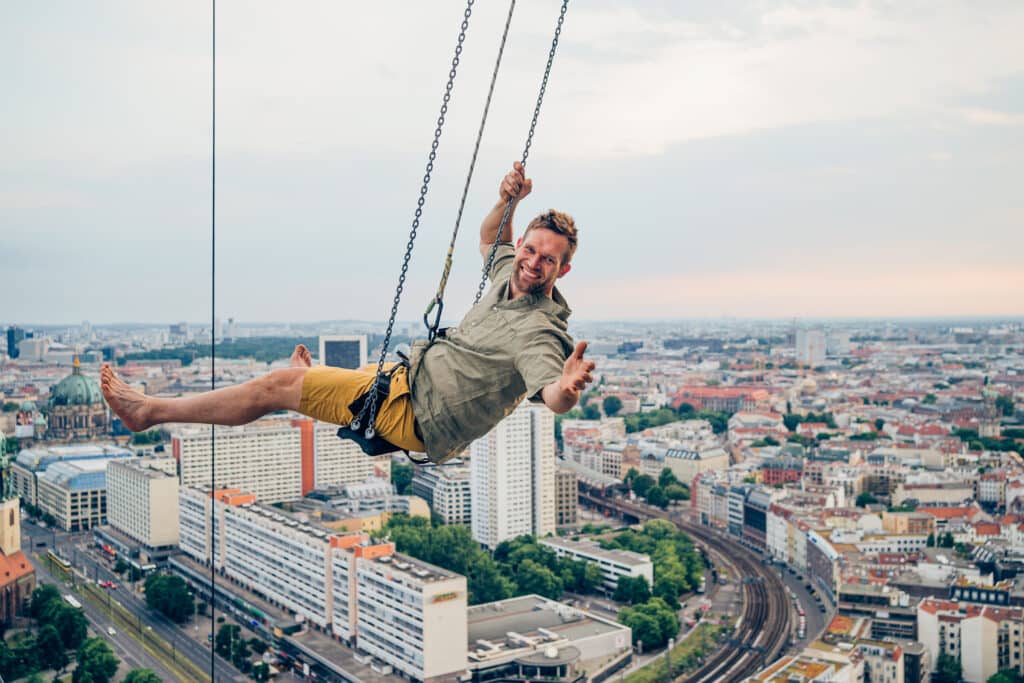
[409,243,574,463]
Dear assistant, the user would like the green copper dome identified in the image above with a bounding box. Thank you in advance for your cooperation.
[49,359,103,407]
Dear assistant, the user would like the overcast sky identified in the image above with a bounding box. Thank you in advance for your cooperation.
[3,1,1022,326]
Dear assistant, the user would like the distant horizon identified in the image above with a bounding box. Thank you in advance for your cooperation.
[7,313,1024,331]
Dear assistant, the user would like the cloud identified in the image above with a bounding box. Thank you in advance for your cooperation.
[957,108,1024,126]
[574,266,1024,320]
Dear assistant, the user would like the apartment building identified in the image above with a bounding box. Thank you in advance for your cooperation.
[106,456,180,555]
[471,403,555,548]
[918,598,1024,683]
[540,537,653,592]
[663,446,729,483]
[314,421,390,488]
[178,487,468,682]
[172,418,309,503]
[555,468,578,527]
[411,462,472,526]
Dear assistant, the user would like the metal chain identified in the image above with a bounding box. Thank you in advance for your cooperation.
[424,0,518,343]
[353,0,475,437]
[476,0,570,303]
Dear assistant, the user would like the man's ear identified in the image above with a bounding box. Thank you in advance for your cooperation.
[558,263,572,278]
[515,237,524,249]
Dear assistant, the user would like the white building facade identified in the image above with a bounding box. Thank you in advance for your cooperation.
[470,404,555,548]
[106,456,180,550]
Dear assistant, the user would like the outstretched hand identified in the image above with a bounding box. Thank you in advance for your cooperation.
[561,341,596,401]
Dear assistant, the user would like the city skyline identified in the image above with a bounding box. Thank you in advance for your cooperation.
[4,2,1023,323]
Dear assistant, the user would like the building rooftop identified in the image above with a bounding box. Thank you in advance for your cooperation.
[540,537,651,568]
[467,595,628,664]
[16,443,132,471]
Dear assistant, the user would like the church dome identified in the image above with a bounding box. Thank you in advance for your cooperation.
[49,358,103,407]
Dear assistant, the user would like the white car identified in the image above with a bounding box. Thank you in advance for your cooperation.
[107,626,117,636]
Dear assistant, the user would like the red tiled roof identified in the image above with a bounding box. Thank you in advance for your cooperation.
[0,551,35,585]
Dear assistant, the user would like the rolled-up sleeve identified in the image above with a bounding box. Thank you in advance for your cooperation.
[515,328,571,402]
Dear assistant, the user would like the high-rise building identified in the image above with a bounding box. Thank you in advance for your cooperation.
[555,467,578,527]
[5,327,25,359]
[172,418,313,504]
[795,328,826,366]
[318,335,367,369]
[106,457,180,557]
[313,422,389,488]
[470,403,555,548]
[411,462,472,526]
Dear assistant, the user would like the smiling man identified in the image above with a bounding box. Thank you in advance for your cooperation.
[101,162,594,464]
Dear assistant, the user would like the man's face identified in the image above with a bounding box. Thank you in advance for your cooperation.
[511,228,572,297]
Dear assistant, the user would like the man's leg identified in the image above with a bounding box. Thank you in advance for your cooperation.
[101,347,311,431]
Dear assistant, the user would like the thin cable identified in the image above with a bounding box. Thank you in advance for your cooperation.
[209,0,217,679]
[423,0,518,341]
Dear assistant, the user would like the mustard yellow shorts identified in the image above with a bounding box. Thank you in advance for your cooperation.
[298,364,425,453]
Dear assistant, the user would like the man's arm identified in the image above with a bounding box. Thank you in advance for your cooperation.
[480,161,532,258]
[541,341,595,414]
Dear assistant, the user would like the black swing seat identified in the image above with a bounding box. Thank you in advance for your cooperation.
[337,359,429,464]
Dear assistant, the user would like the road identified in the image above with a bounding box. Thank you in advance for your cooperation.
[23,519,247,682]
[28,541,180,682]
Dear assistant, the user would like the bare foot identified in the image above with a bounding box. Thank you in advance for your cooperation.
[100,364,155,432]
[290,344,313,368]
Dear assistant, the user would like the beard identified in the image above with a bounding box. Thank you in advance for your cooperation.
[513,264,551,296]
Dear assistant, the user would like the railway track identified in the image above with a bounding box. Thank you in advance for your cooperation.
[581,493,792,682]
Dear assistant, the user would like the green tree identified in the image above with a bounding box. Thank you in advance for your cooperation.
[923,393,937,404]
[676,402,695,415]
[54,604,89,650]
[144,574,194,623]
[252,662,271,682]
[391,462,414,495]
[927,533,935,547]
[624,468,640,486]
[468,556,514,604]
[30,583,62,620]
[603,396,623,417]
[73,638,120,683]
[874,418,885,432]
[613,576,651,605]
[621,610,661,650]
[215,624,241,659]
[646,486,668,509]
[855,492,878,507]
[515,560,563,599]
[995,395,1015,416]
[988,670,1024,683]
[582,404,601,420]
[37,624,69,673]
[783,414,801,431]
[124,670,162,683]
[934,653,961,683]
[664,484,689,503]
[232,638,252,673]
[941,532,955,548]
[658,468,679,489]
[632,475,655,498]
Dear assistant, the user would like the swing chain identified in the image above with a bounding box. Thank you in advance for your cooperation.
[476,0,569,303]
[353,0,475,436]
[424,0,518,342]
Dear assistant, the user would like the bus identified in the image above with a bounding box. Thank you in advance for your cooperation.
[63,594,82,609]
[47,550,72,572]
